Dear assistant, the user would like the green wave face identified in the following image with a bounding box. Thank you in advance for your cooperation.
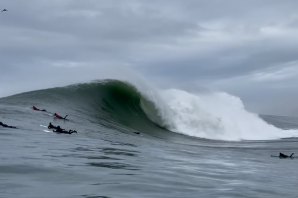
[1,80,169,135]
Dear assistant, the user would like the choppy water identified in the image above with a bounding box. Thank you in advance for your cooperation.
[1,80,298,198]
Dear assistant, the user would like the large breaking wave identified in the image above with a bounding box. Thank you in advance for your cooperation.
[1,79,297,141]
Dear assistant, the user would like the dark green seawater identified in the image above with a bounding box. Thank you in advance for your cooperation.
[1,80,298,198]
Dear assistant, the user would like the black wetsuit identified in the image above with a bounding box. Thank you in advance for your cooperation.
[48,123,77,134]
[33,106,47,112]
[53,128,77,134]
[279,152,294,159]
[48,122,58,130]
[0,122,17,129]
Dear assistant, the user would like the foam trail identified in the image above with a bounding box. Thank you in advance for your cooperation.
[143,88,298,141]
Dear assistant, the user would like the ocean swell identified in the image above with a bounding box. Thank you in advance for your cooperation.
[1,79,297,141]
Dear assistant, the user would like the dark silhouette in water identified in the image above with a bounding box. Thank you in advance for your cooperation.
[48,122,58,130]
[48,122,77,134]
[32,106,47,112]
[54,126,77,134]
[54,113,68,120]
[279,152,294,159]
[0,121,17,129]
[1,9,7,12]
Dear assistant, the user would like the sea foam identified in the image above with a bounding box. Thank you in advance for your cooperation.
[141,87,298,141]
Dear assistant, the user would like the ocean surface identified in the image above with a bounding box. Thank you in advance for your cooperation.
[1,79,298,198]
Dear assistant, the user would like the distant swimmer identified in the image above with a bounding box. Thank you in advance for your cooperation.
[32,106,47,112]
[0,121,17,129]
[54,113,68,120]
[279,152,294,159]
[1,9,7,12]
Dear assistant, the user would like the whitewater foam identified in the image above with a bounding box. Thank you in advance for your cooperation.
[138,87,298,141]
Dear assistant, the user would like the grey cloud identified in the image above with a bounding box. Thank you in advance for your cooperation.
[1,0,298,115]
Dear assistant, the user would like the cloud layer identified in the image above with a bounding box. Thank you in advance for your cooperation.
[1,0,298,115]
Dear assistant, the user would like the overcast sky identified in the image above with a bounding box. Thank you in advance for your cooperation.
[1,0,298,116]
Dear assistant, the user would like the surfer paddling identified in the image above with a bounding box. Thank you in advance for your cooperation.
[271,152,295,159]
[279,152,294,159]
[48,122,77,134]
[0,121,17,129]
[32,106,47,112]
[54,126,77,134]
[54,113,68,120]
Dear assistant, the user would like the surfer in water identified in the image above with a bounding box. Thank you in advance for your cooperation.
[32,106,47,112]
[279,152,294,159]
[48,122,77,134]
[54,113,68,120]
[54,126,77,134]
[0,121,17,129]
